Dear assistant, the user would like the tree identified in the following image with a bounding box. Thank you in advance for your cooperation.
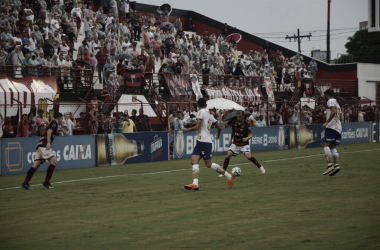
[344,29,380,64]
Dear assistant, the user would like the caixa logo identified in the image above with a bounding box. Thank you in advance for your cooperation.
[26,144,92,163]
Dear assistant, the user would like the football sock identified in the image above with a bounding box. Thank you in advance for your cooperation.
[323,147,333,165]
[23,167,37,184]
[331,148,339,165]
[211,163,222,173]
[193,178,199,186]
[192,164,199,179]
[45,164,56,184]
[249,156,261,168]
[223,171,232,179]
[223,157,230,170]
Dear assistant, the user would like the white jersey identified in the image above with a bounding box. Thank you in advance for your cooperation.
[326,98,342,134]
[196,109,217,143]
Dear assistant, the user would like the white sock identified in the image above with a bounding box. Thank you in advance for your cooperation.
[323,147,333,164]
[331,148,339,166]
[193,178,198,185]
[223,171,232,179]
[210,163,222,172]
[192,164,199,175]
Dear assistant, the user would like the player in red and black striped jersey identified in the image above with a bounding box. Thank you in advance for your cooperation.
[22,112,64,190]
[220,110,266,176]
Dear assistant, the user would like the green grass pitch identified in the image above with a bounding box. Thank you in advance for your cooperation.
[1,143,379,250]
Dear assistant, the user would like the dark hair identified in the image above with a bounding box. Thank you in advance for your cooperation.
[324,89,334,97]
[198,98,207,108]
[54,112,63,119]
[177,111,182,115]
[236,110,243,115]
[132,109,137,114]
[190,114,195,118]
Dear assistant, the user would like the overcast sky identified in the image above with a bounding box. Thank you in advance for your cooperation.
[139,0,368,59]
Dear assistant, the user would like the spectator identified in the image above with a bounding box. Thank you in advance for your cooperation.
[62,112,76,135]
[34,109,49,136]
[135,108,152,132]
[173,111,184,131]
[2,116,14,138]
[185,17,195,31]
[16,113,33,137]
[122,113,136,133]
[255,115,266,127]
[88,112,99,134]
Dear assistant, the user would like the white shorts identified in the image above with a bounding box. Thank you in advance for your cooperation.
[228,144,251,156]
[36,147,54,161]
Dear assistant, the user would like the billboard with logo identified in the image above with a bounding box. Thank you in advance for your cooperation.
[1,135,95,175]
[174,126,286,159]
[339,122,371,145]
[96,132,169,166]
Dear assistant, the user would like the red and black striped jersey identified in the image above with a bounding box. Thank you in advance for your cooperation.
[36,120,58,149]
[232,120,251,146]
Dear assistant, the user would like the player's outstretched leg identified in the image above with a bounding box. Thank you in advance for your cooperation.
[322,145,335,175]
[219,151,233,177]
[209,162,234,189]
[245,153,265,174]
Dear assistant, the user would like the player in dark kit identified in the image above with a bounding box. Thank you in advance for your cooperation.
[219,110,265,177]
[21,112,64,190]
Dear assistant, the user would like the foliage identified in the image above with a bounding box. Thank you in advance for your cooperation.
[345,29,380,64]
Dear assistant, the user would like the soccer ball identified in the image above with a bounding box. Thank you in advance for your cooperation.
[231,167,241,177]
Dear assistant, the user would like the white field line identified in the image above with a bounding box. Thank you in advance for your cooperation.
[1,148,379,191]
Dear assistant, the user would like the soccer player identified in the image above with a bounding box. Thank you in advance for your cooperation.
[21,112,64,190]
[321,89,342,176]
[220,110,265,177]
[182,98,235,190]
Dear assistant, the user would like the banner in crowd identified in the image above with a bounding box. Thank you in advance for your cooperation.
[371,122,380,143]
[125,69,143,87]
[96,132,169,166]
[189,74,203,100]
[173,126,286,159]
[264,77,275,106]
[1,135,96,175]
[202,85,263,104]
[163,73,193,100]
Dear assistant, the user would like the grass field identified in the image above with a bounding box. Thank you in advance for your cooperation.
[1,143,380,250]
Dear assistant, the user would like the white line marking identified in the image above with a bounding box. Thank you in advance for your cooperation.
[1,148,379,191]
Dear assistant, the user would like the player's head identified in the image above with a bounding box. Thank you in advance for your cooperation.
[324,89,334,100]
[197,98,207,108]
[177,111,182,119]
[54,112,63,123]
[236,110,244,122]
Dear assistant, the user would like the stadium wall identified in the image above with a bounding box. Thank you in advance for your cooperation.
[0,132,169,176]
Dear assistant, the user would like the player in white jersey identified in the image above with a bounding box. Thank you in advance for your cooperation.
[182,98,235,190]
[321,89,342,176]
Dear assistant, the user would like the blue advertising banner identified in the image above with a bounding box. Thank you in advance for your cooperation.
[1,135,96,175]
[174,126,286,159]
[96,132,169,166]
[339,122,370,145]
[288,125,322,149]
[250,126,286,152]
[288,122,371,149]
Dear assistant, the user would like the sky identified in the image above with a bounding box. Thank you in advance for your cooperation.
[139,0,368,59]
